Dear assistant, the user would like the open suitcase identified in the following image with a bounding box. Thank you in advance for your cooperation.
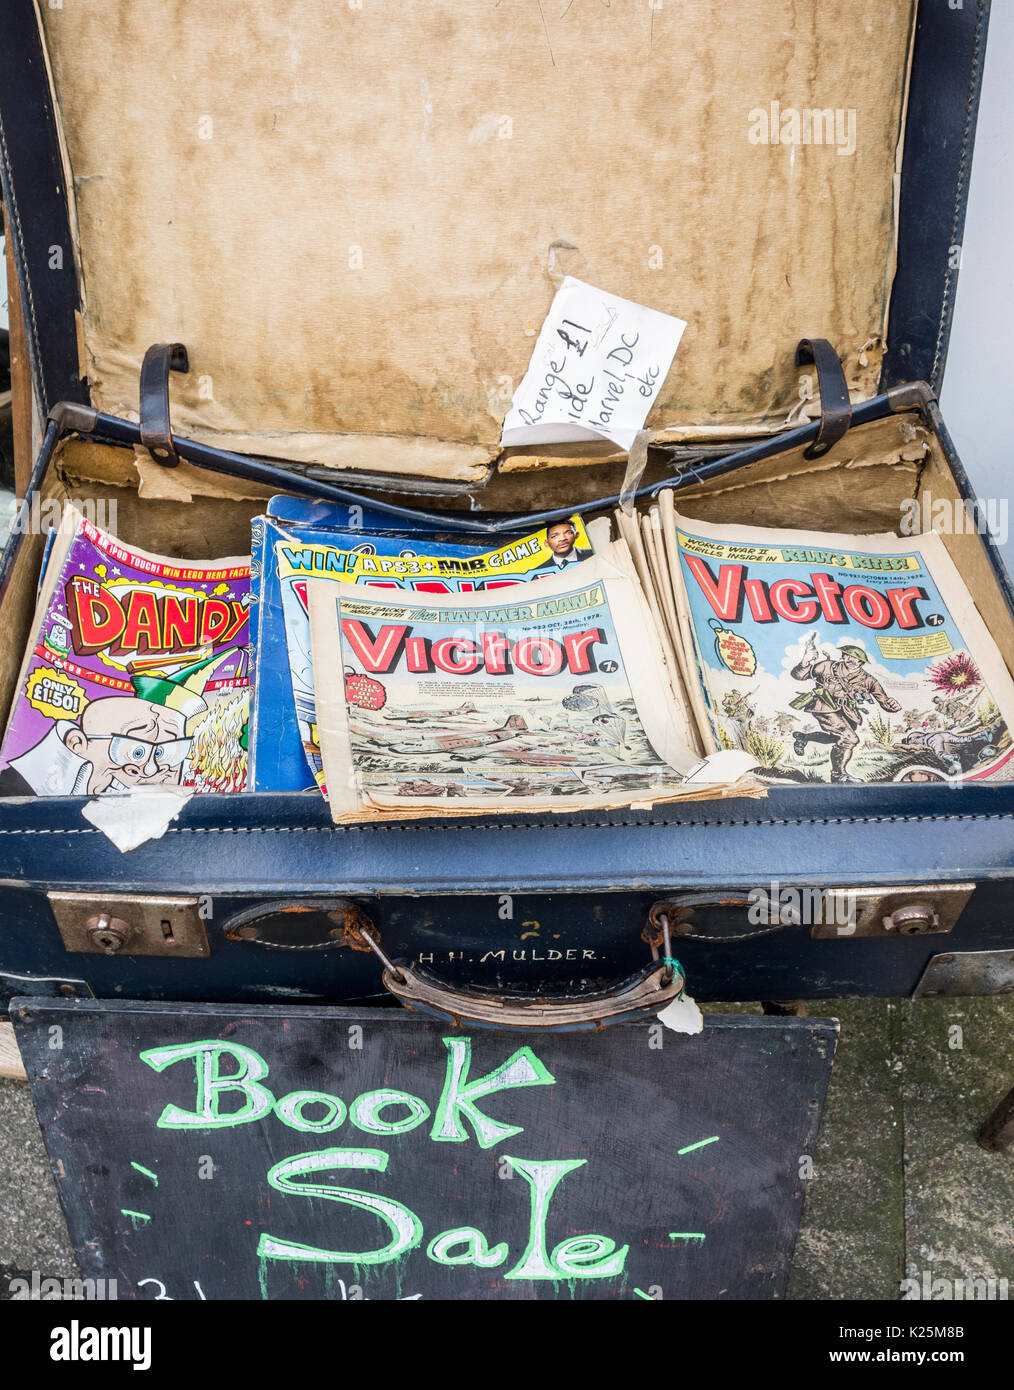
[0,0,1006,1010]
[0,0,1009,1305]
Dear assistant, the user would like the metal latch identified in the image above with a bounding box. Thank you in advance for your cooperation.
[809,883,974,939]
[47,892,210,957]
[914,949,1014,997]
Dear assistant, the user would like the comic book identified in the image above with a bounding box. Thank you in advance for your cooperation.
[657,497,1014,785]
[0,505,251,797]
[251,500,600,792]
[250,501,515,791]
[307,540,730,823]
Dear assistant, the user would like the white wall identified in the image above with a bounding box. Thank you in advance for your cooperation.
[938,1,1014,573]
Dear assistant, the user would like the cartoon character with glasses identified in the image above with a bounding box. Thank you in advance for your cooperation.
[0,651,231,798]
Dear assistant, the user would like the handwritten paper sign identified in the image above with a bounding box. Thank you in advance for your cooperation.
[501,278,687,451]
[14,997,834,1301]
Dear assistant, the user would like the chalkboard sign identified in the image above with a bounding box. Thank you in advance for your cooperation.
[13,998,836,1301]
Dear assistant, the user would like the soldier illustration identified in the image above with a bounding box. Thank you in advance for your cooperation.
[931,690,978,729]
[719,687,754,746]
[901,725,997,777]
[721,689,753,726]
[788,637,901,783]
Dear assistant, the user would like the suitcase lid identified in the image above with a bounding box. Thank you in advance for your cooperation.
[0,1,988,486]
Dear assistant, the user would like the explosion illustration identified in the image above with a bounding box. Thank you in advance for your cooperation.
[184,689,249,792]
[928,651,982,698]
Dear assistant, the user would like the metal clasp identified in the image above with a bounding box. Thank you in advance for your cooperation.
[48,892,209,957]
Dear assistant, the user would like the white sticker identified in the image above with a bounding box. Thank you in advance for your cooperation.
[82,787,193,853]
[657,992,705,1035]
[501,277,687,452]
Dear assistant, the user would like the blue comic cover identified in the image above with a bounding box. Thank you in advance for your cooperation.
[671,512,1014,786]
[250,498,594,791]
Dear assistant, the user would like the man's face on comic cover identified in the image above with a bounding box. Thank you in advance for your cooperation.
[63,698,189,794]
[547,523,578,557]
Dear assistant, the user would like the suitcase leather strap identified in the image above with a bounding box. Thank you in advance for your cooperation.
[139,342,189,466]
[795,337,852,459]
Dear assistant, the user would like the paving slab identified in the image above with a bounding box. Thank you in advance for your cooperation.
[786,999,907,1300]
[0,1077,78,1295]
[900,995,1014,1294]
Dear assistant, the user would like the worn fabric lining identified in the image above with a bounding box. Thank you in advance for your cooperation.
[40,0,915,479]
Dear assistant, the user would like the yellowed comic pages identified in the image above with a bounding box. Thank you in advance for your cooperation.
[308,542,729,822]
[662,501,1014,786]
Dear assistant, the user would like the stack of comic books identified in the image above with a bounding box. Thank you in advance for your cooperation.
[248,498,601,792]
[300,501,1014,820]
[637,493,1014,787]
[9,492,1012,814]
[306,540,747,822]
[251,496,758,821]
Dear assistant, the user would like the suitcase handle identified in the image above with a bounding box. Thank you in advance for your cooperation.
[359,928,685,1032]
[139,342,189,467]
[795,337,852,459]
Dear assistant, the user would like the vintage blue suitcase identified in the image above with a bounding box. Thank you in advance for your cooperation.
[1,0,1010,1018]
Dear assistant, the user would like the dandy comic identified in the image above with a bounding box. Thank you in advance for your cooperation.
[0,507,251,796]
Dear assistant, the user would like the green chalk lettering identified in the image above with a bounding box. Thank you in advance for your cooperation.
[552,1233,627,1278]
[431,1037,555,1149]
[259,1148,422,1266]
[677,1136,720,1155]
[502,1156,628,1281]
[274,1090,346,1134]
[426,1226,509,1269]
[130,1162,158,1186]
[349,1088,430,1136]
[139,1040,274,1130]
[503,1157,582,1280]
